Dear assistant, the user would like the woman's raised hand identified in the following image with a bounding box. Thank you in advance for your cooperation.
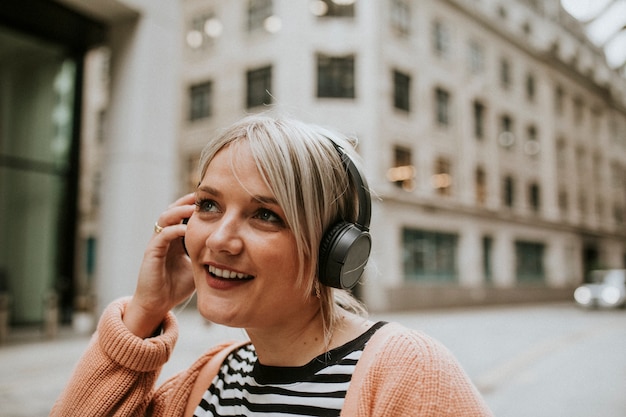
[124,193,197,338]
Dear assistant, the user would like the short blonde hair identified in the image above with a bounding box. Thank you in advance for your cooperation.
[198,113,368,336]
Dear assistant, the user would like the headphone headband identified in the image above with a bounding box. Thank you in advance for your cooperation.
[331,142,371,231]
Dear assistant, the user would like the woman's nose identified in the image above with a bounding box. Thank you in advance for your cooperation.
[205,213,244,255]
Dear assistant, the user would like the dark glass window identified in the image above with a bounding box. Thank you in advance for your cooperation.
[403,228,458,283]
[246,66,272,108]
[317,54,355,98]
[473,100,485,139]
[483,236,493,284]
[189,81,212,121]
[529,182,540,212]
[526,73,535,101]
[503,175,515,207]
[515,241,545,283]
[498,114,515,148]
[475,166,487,205]
[555,85,564,115]
[435,87,450,126]
[393,70,410,111]
[500,58,511,90]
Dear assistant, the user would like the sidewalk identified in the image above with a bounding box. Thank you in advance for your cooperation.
[0,309,247,417]
[2,302,624,417]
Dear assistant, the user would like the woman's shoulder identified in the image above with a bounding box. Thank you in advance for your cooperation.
[367,322,460,368]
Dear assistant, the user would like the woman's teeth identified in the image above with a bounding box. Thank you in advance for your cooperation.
[208,265,252,280]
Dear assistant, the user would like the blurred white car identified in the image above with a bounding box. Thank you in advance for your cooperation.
[574,269,626,309]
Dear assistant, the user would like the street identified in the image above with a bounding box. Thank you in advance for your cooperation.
[0,302,624,417]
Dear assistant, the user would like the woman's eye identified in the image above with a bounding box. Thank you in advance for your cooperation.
[195,199,218,213]
[255,208,282,224]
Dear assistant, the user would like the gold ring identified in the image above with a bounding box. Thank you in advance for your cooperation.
[154,222,164,234]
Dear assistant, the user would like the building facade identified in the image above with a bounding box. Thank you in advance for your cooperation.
[179,0,626,311]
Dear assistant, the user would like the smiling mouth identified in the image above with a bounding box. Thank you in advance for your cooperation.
[207,265,254,280]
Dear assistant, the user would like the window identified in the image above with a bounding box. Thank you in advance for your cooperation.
[522,21,532,36]
[498,5,508,19]
[524,125,540,156]
[473,100,485,139]
[390,0,410,35]
[96,110,106,143]
[387,146,415,190]
[393,70,410,111]
[499,58,511,90]
[317,54,355,98]
[189,81,212,121]
[468,40,484,74]
[475,166,487,205]
[432,20,450,58]
[529,182,540,212]
[515,241,545,283]
[503,175,514,207]
[498,114,514,148]
[313,0,355,17]
[525,73,535,101]
[556,139,567,173]
[555,85,564,115]
[246,66,272,108]
[483,236,493,284]
[247,0,273,31]
[433,157,452,196]
[435,87,451,127]
[558,189,568,214]
[403,228,458,282]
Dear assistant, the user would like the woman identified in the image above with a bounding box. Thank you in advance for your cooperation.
[51,114,492,416]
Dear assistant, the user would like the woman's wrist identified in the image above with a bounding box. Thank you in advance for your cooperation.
[123,299,169,339]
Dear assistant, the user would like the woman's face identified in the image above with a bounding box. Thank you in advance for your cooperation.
[185,142,316,330]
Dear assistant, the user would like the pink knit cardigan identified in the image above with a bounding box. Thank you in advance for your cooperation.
[51,298,493,416]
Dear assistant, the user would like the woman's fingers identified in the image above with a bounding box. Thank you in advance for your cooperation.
[153,193,196,236]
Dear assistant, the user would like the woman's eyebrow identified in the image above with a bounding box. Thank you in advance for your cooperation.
[252,195,279,206]
[197,185,220,196]
[198,184,278,207]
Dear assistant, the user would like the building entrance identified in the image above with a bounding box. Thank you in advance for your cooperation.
[0,25,80,325]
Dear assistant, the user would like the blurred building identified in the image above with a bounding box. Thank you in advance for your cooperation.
[2,0,626,336]
[0,0,181,335]
[178,0,626,310]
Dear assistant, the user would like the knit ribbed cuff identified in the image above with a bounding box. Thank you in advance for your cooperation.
[97,297,179,372]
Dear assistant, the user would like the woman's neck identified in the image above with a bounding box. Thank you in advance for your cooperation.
[245,308,373,367]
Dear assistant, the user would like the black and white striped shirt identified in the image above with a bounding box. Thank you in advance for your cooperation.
[193,322,385,417]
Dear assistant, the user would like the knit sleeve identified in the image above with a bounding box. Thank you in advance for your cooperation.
[50,297,179,417]
[352,329,493,417]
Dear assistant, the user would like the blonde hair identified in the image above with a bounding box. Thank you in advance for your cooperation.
[198,113,368,338]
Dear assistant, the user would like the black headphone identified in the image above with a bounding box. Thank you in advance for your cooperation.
[318,142,372,289]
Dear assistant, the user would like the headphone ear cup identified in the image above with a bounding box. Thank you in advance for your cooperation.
[318,222,371,289]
